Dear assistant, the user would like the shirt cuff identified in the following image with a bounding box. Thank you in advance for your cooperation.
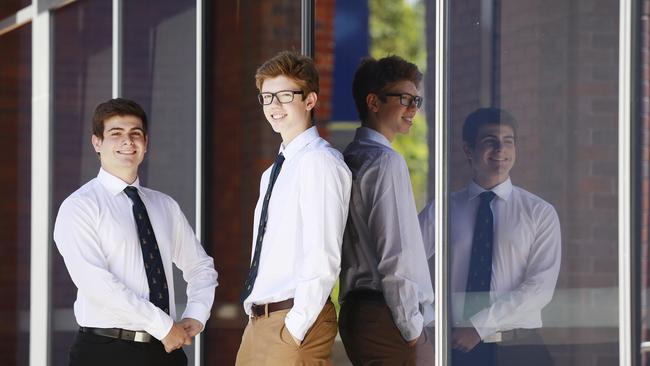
[181,302,212,327]
[469,310,498,340]
[284,309,308,341]
[144,309,175,340]
[395,312,424,342]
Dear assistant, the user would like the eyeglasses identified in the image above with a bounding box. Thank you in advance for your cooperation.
[257,90,304,105]
[382,93,423,109]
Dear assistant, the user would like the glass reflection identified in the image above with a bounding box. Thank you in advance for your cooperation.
[51,1,112,364]
[438,0,620,365]
[122,0,198,362]
[0,23,31,366]
[421,108,562,366]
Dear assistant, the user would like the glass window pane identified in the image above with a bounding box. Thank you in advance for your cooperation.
[318,0,434,364]
[0,23,31,366]
[203,1,302,364]
[122,0,198,362]
[443,1,620,365]
[51,1,112,364]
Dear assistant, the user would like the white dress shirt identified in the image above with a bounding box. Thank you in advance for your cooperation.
[340,127,435,342]
[419,178,561,339]
[243,126,352,341]
[54,168,219,340]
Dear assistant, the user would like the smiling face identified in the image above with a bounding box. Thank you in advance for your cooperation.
[367,80,420,142]
[463,123,516,189]
[261,75,317,145]
[91,114,147,184]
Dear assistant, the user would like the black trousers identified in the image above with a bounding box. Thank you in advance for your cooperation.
[69,331,187,366]
[452,330,553,366]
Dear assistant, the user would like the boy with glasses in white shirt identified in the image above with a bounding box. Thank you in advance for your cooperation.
[235,51,352,366]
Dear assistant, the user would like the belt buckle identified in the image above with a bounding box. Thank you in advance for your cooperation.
[133,331,151,342]
[251,303,269,318]
[483,332,502,343]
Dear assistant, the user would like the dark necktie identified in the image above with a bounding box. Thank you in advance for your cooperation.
[240,153,285,302]
[464,190,496,320]
[124,186,170,314]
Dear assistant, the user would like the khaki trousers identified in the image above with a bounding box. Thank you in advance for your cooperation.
[235,300,337,366]
[339,300,433,366]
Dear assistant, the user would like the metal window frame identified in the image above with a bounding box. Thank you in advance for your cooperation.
[619,0,639,365]
[434,0,451,365]
[194,0,205,364]
[301,0,314,58]
[30,4,53,366]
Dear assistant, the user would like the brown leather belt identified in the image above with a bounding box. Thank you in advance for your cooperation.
[79,327,154,343]
[251,298,294,317]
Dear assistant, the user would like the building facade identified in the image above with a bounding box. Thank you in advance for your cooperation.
[0,0,646,365]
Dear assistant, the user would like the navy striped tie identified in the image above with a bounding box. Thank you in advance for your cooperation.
[464,190,496,320]
[124,186,170,314]
[240,153,285,303]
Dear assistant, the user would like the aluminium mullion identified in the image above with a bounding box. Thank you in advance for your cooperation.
[434,0,450,365]
[112,0,122,98]
[618,0,633,365]
[30,7,52,366]
[194,0,204,364]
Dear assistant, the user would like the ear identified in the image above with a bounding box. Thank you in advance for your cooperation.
[91,134,102,153]
[462,142,473,162]
[366,93,380,113]
[304,92,318,111]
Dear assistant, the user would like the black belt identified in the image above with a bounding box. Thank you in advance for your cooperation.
[344,289,385,303]
[79,327,154,343]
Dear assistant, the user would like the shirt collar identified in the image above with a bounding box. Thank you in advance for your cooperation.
[467,177,513,202]
[279,126,320,160]
[97,168,143,197]
[354,127,392,149]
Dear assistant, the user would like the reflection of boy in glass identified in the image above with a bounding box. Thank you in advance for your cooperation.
[235,51,352,366]
[338,55,434,365]
[419,108,561,366]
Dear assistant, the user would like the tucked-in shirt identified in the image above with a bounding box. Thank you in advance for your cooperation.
[243,126,352,341]
[419,178,561,339]
[54,168,219,340]
[340,127,435,342]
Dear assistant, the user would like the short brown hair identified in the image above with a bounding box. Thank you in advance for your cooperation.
[463,107,518,148]
[255,51,319,97]
[352,55,422,123]
[92,98,148,140]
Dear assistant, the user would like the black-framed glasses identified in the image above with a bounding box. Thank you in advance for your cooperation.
[257,90,304,105]
[382,92,423,108]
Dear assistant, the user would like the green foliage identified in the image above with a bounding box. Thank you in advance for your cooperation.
[369,0,429,209]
